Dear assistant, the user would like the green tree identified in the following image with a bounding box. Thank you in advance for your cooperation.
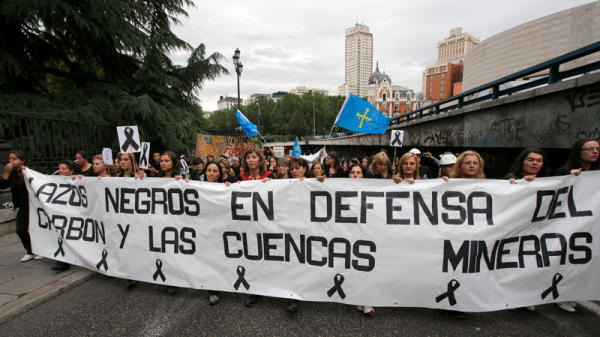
[0,0,227,152]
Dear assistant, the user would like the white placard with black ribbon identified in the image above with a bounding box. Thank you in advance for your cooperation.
[24,169,600,311]
[390,130,404,147]
[138,142,150,169]
[117,125,141,153]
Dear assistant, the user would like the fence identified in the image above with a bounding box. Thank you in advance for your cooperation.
[0,112,116,173]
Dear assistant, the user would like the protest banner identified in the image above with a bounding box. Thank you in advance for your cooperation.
[24,169,600,311]
[196,134,253,158]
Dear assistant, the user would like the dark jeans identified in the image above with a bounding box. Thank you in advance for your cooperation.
[16,207,32,254]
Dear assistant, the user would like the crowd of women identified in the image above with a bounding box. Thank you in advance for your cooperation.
[1,137,598,315]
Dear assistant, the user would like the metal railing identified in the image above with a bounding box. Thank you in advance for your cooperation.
[390,40,600,126]
[0,112,116,173]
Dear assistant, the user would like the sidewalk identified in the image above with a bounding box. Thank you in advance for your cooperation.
[0,228,96,324]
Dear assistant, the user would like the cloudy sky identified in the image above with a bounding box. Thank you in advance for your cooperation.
[169,0,596,111]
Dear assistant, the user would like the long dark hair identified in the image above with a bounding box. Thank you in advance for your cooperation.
[564,138,599,171]
[203,161,223,183]
[508,148,549,178]
[326,151,341,169]
[160,151,181,177]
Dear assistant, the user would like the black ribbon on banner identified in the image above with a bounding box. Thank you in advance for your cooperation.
[139,143,149,167]
[541,273,563,300]
[326,273,346,299]
[436,279,460,306]
[121,127,139,152]
[391,131,402,146]
[233,266,250,290]
[96,249,108,271]
[53,238,65,257]
[152,259,166,282]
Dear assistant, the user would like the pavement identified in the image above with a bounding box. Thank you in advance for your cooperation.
[0,225,96,324]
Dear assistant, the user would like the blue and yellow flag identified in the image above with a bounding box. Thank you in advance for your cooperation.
[291,137,302,156]
[334,94,392,134]
[236,110,258,137]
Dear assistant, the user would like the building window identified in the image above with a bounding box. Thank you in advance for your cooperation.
[440,79,444,84]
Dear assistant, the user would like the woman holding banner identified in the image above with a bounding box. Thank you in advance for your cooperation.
[239,146,274,181]
[505,148,548,183]
[553,138,599,313]
[283,157,313,313]
[115,153,145,178]
[50,160,77,272]
[125,151,175,292]
[240,146,273,308]
[202,161,225,305]
[347,163,375,315]
[313,163,374,315]
[347,164,365,178]
[392,152,419,184]
[556,138,599,176]
[449,150,485,179]
[92,154,112,177]
[288,157,311,180]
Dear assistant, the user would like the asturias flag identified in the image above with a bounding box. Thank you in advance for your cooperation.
[334,94,392,134]
[291,137,302,156]
[236,110,258,137]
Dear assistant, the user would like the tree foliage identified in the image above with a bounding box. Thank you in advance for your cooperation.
[206,93,346,139]
[0,0,227,152]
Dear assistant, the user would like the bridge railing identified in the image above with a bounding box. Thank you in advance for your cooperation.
[390,40,600,126]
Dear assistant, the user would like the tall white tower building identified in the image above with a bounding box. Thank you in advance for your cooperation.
[342,23,373,98]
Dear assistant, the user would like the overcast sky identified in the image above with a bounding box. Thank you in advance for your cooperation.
[169,0,596,111]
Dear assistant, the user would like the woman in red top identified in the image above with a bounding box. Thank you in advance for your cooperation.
[239,146,274,181]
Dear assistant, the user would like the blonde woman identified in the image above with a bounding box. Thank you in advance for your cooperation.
[449,150,485,179]
[365,151,391,178]
[392,152,419,184]
[92,154,111,177]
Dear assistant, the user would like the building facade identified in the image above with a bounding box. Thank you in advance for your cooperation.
[367,63,429,118]
[217,96,239,110]
[422,27,478,101]
[437,27,479,64]
[423,62,463,101]
[289,86,328,96]
[463,2,600,90]
[340,23,373,98]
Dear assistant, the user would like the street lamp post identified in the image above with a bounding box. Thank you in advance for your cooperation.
[232,48,243,108]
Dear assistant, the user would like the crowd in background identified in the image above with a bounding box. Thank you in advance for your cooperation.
[1,137,598,315]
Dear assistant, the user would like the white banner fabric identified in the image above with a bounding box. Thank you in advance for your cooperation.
[24,169,600,312]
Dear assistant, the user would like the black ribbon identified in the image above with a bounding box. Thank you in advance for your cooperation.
[391,131,402,146]
[541,273,563,300]
[326,273,346,299]
[436,279,460,306]
[152,259,166,282]
[233,266,250,290]
[96,249,108,271]
[121,127,139,152]
[53,237,65,257]
[139,143,149,167]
